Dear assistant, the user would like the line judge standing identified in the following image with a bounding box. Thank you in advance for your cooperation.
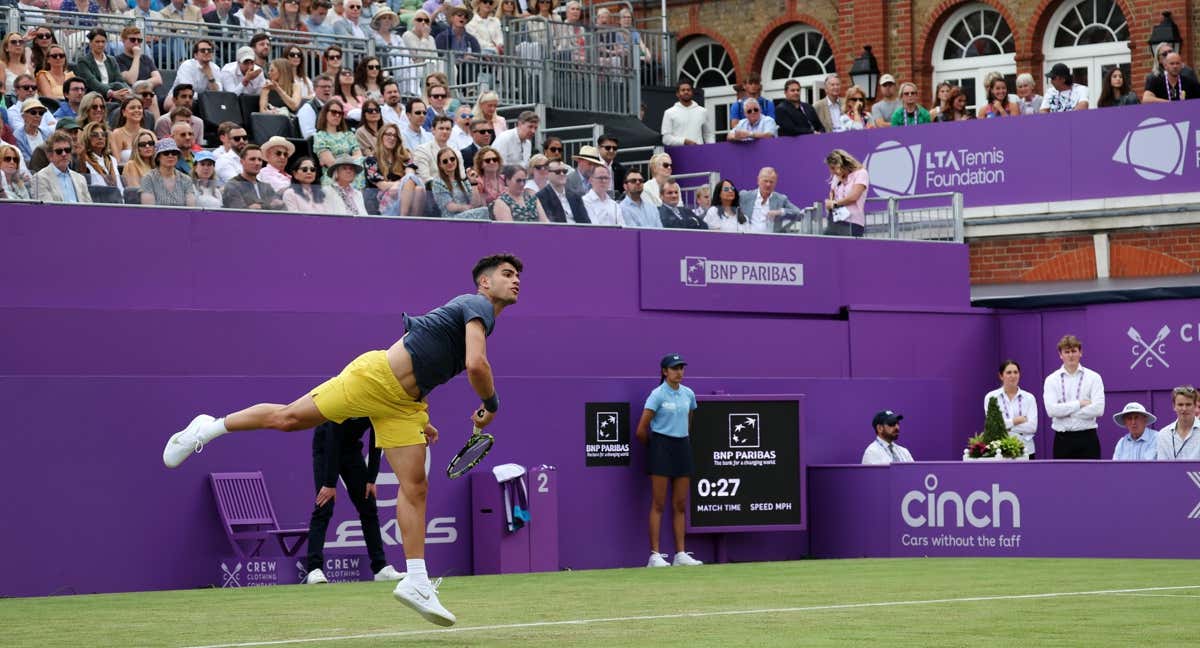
[1042,334,1105,459]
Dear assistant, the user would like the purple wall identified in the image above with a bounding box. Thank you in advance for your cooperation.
[670,101,1200,209]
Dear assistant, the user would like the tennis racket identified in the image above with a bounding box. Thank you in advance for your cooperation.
[446,410,495,479]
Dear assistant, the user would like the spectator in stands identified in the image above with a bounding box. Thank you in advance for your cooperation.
[824,149,867,238]
[372,80,401,128]
[814,74,844,133]
[76,121,123,203]
[270,0,310,37]
[356,99,385,156]
[26,118,78,174]
[739,166,801,233]
[472,145,504,204]
[1144,43,1198,94]
[371,9,409,73]
[77,30,132,103]
[35,45,74,101]
[927,81,952,120]
[436,6,482,53]
[2,33,30,90]
[493,110,537,166]
[1014,73,1041,115]
[703,178,747,232]
[775,78,823,136]
[400,97,433,151]
[1097,67,1139,108]
[116,27,162,91]
[661,80,713,146]
[836,86,871,131]
[366,125,424,216]
[323,155,367,214]
[493,163,548,222]
[524,154,550,193]
[1042,334,1104,459]
[54,78,87,120]
[191,150,223,207]
[890,82,930,126]
[250,33,272,72]
[728,73,774,131]
[619,170,661,229]
[238,0,270,29]
[122,128,158,189]
[121,81,160,129]
[473,91,506,134]
[423,73,462,112]
[412,115,459,180]
[936,86,973,122]
[983,360,1038,459]
[1041,63,1089,112]
[314,99,363,188]
[595,134,626,193]
[658,180,705,230]
[1143,52,1200,104]
[333,0,368,38]
[581,165,622,225]
[170,120,198,172]
[262,0,282,21]
[260,59,305,114]
[1111,402,1157,461]
[460,117,493,168]
[110,98,145,164]
[170,42,222,108]
[33,131,92,203]
[555,2,588,63]
[536,158,587,223]
[221,47,266,97]
[861,410,913,464]
[499,0,523,20]
[308,1,338,41]
[403,11,438,61]
[0,142,33,200]
[467,0,504,54]
[202,0,244,64]
[14,99,52,163]
[1156,385,1200,461]
[641,152,670,207]
[280,155,328,212]
[565,144,602,196]
[869,74,900,127]
[223,144,285,209]
[333,68,365,120]
[156,106,203,152]
[541,136,563,161]
[10,75,55,130]
[728,98,778,142]
[73,92,105,131]
[353,56,385,101]
[977,73,1020,118]
[258,136,295,192]
[139,138,194,206]
[427,149,483,219]
[422,83,453,130]
[213,122,247,182]
[26,27,57,79]
[449,105,475,150]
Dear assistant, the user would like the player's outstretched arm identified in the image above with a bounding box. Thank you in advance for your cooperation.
[465,319,497,428]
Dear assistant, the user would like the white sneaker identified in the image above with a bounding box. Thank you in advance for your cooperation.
[647,552,670,568]
[304,568,328,585]
[672,552,703,566]
[393,577,456,626]
[374,565,405,581]
[163,414,215,468]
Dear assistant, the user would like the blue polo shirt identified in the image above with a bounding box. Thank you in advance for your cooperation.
[644,382,697,439]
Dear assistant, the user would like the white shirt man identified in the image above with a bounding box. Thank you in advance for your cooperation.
[1041,64,1089,113]
[214,125,247,183]
[220,47,265,96]
[1156,387,1200,461]
[729,99,777,142]
[661,81,713,146]
[582,168,623,226]
[379,82,406,128]
[861,410,913,465]
[1042,337,1104,459]
[237,0,271,29]
[172,46,222,99]
[493,111,538,166]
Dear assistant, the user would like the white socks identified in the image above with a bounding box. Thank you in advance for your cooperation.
[406,559,428,584]
[201,417,229,442]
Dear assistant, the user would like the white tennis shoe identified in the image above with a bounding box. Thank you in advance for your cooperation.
[162,414,215,468]
[393,577,456,626]
[672,552,703,566]
[647,552,670,568]
[373,565,405,581]
[304,568,328,585]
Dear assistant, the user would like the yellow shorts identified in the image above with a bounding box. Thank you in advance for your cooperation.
[309,350,429,448]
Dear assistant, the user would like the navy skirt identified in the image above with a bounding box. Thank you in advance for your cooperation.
[647,433,694,477]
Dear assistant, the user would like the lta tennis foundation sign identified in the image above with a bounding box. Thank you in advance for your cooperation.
[897,473,1023,552]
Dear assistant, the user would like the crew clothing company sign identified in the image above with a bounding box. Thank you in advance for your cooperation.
[584,402,631,466]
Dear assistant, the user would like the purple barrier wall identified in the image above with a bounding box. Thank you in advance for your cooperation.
[810,461,1200,559]
[669,101,1200,209]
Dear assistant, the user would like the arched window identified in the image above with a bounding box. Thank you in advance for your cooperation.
[932,3,1016,109]
[762,24,835,104]
[676,37,737,140]
[1043,0,1130,105]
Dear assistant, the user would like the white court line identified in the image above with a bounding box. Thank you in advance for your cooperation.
[1108,593,1200,599]
[182,584,1200,648]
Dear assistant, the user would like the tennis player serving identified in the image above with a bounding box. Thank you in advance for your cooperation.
[162,253,522,626]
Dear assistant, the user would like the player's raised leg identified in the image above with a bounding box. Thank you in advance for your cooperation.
[162,394,328,468]
[387,442,456,626]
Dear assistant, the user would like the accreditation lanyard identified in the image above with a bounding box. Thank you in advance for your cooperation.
[1001,392,1022,420]
[1060,369,1084,403]
[1174,428,1195,458]
[1167,77,1183,101]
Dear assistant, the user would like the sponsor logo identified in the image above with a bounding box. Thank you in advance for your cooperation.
[327,516,457,549]
[596,412,619,443]
[1112,118,1191,181]
[866,139,1008,197]
[729,413,760,449]
[220,562,242,588]
[901,474,1021,529]
[1127,324,1171,369]
[220,559,278,587]
[679,256,803,288]
[1188,471,1200,519]
[865,140,922,197]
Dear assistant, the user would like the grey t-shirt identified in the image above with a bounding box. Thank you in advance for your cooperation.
[870,98,901,123]
[402,293,496,397]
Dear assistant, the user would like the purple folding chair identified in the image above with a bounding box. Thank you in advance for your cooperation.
[209,472,309,559]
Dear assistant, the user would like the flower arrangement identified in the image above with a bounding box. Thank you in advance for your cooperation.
[964,396,1025,459]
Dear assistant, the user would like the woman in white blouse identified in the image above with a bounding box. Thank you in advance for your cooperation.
[984,360,1039,459]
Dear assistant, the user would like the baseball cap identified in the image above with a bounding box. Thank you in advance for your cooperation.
[237,46,255,63]
[1045,63,1071,80]
[660,353,687,369]
[880,74,896,85]
[872,410,903,427]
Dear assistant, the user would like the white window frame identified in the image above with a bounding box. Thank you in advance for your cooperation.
[676,36,737,141]
[931,2,1016,110]
[761,24,836,105]
[1042,0,1130,106]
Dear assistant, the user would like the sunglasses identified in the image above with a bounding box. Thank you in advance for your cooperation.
[231,134,247,141]
[430,93,447,99]
[296,165,316,172]
[366,64,380,70]
[600,145,617,151]
[439,157,457,164]
[364,107,380,114]
[27,109,46,116]
[625,178,643,184]
[287,52,302,58]
[474,129,494,135]
[138,141,156,147]
[197,48,213,54]
[482,157,500,163]
[128,37,143,43]
[414,17,429,23]
[848,98,864,103]
[53,147,73,155]
[49,53,66,59]
[90,104,106,111]
[532,164,547,170]
[411,109,426,115]
[511,176,526,183]
[36,33,53,40]
[745,108,760,113]
[2,155,18,162]
[326,53,342,60]
[720,186,735,192]
[901,91,917,96]
[546,146,562,152]
[90,131,109,138]
[270,149,289,157]
[328,110,344,116]
[18,85,37,91]
[661,162,672,168]
[549,168,568,175]
[458,112,474,119]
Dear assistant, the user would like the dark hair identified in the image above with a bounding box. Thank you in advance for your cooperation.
[1097,67,1130,107]
[542,136,562,151]
[354,56,382,89]
[784,79,801,92]
[287,155,326,202]
[218,121,241,137]
[597,134,618,147]
[63,77,86,95]
[472,253,523,286]
[172,83,194,99]
[432,115,453,129]
[239,143,262,160]
[998,360,1020,374]
[406,97,426,113]
[715,177,746,224]
[250,32,271,48]
[86,28,109,42]
[676,79,693,92]
[192,40,213,56]
[380,78,400,94]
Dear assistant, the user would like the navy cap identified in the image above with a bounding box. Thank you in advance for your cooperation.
[872,410,903,427]
[660,353,687,369]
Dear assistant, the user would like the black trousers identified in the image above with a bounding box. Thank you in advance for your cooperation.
[1053,429,1101,459]
[306,443,388,573]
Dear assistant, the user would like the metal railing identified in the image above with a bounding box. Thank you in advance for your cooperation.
[863,193,964,242]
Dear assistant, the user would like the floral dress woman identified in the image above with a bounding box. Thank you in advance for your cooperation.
[313,129,363,189]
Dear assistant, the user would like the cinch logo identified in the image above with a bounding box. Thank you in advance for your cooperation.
[728,413,760,449]
[865,140,922,197]
[1127,324,1171,369]
[901,474,1021,528]
[1112,117,1191,180]
[678,256,803,288]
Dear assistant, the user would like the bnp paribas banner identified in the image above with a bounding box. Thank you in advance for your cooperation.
[669,101,1200,210]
